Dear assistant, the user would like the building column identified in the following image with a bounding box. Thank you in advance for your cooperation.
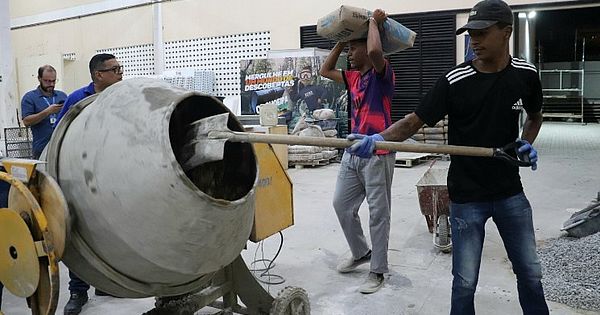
[0,0,19,155]
[153,2,165,76]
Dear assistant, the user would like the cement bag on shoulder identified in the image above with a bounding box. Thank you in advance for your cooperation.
[317,5,370,42]
[317,5,417,54]
[380,18,417,54]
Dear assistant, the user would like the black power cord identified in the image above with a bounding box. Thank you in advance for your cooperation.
[249,231,285,287]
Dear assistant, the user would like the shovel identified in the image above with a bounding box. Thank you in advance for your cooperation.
[180,113,531,171]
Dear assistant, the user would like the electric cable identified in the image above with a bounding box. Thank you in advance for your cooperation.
[250,231,285,287]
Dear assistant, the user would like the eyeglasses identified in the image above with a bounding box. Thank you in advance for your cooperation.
[97,65,124,74]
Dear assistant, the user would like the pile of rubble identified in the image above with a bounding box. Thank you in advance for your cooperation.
[538,232,600,311]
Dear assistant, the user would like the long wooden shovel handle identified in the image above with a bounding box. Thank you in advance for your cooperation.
[208,130,494,157]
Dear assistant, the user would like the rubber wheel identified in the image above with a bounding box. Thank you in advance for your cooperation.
[270,286,310,315]
[437,214,451,250]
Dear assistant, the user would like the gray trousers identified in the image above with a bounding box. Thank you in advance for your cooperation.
[333,151,395,274]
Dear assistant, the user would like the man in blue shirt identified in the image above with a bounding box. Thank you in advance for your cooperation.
[21,65,67,158]
[57,53,123,123]
[61,53,122,315]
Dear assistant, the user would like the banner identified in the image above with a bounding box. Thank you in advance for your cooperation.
[240,56,347,134]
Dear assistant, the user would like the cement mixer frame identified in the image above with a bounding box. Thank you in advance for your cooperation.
[0,79,310,315]
[0,159,309,315]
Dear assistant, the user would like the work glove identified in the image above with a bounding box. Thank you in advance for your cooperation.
[516,139,538,171]
[346,133,384,158]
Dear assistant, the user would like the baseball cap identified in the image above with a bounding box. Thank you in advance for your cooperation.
[456,0,513,35]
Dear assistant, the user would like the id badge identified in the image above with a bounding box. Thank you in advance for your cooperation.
[50,116,57,125]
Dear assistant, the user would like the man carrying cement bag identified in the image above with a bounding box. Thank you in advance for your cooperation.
[317,5,416,54]
[347,1,549,314]
[319,8,395,294]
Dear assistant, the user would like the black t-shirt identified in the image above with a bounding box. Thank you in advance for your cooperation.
[299,85,328,111]
[415,57,542,203]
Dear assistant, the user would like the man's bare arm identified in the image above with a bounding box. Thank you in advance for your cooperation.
[22,103,62,126]
[380,113,425,142]
[319,42,346,83]
[520,111,543,144]
[368,9,387,74]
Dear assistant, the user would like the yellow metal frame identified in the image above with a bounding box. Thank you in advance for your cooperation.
[0,159,60,315]
[250,142,294,242]
[1,158,44,184]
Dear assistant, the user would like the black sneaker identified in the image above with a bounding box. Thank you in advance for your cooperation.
[64,291,88,315]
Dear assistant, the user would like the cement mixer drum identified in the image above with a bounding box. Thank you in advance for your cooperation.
[44,78,258,298]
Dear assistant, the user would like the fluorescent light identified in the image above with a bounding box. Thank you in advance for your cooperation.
[518,12,527,19]
[528,11,537,19]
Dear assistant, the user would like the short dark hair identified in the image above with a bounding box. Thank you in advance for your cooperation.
[38,65,56,78]
[89,53,116,75]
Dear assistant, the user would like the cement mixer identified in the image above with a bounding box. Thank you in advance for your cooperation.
[0,78,309,314]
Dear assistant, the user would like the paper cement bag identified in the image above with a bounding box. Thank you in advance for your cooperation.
[317,5,371,42]
[317,5,417,54]
[380,18,417,54]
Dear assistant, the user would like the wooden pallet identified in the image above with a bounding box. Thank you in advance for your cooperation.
[395,153,431,168]
[289,157,335,169]
[423,153,451,162]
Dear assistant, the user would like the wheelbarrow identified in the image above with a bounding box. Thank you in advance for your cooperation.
[416,165,452,253]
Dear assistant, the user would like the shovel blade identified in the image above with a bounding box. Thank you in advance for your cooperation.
[181,139,227,171]
[187,112,230,140]
[181,113,232,170]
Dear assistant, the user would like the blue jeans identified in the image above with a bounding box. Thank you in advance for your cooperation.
[449,192,549,315]
[69,270,90,293]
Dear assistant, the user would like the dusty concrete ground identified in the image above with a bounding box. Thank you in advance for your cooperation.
[2,122,599,315]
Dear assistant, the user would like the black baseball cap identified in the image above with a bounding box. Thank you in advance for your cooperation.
[456,0,513,35]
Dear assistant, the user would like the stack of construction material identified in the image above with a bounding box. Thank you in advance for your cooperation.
[311,109,339,161]
[411,117,448,145]
[288,145,324,165]
[288,125,328,167]
[288,110,339,167]
[312,109,336,131]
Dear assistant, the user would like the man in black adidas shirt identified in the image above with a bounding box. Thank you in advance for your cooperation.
[347,0,548,314]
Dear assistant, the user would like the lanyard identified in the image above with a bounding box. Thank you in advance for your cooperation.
[43,95,58,126]
[43,95,55,106]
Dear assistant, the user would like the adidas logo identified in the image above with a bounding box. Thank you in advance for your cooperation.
[512,98,524,110]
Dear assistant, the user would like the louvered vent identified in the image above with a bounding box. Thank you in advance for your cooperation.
[301,12,457,122]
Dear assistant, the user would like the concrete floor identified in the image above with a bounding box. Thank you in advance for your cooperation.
[2,122,599,315]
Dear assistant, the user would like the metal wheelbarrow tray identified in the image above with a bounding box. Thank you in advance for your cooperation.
[416,167,452,252]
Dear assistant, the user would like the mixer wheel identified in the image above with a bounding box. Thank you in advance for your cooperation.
[270,286,310,315]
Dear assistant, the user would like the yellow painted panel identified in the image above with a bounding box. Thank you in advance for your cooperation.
[244,125,288,170]
[250,142,293,242]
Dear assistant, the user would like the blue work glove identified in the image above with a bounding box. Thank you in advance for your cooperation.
[346,133,384,158]
[517,139,538,171]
